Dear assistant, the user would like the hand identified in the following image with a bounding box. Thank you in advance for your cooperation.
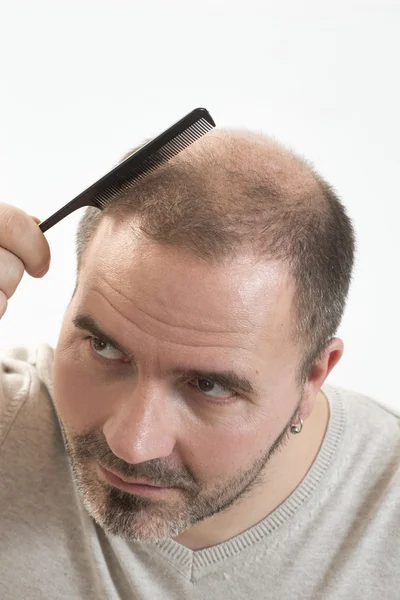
[0,203,51,319]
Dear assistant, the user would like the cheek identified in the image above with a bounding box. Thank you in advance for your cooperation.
[52,342,112,430]
[182,417,270,482]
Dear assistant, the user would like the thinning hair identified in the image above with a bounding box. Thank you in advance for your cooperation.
[75,129,356,386]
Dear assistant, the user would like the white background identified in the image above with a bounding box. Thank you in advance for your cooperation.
[0,0,399,407]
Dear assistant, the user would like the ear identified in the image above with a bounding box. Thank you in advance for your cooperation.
[300,338,344,421]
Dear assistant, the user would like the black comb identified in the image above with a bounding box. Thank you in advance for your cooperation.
[39,108,216,233]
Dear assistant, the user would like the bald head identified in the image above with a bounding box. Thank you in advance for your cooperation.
[105,128,327,263]
[177,128,316,189]
[190,129,322,218]
[123,128,322,224]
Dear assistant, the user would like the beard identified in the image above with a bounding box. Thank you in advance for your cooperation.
[59,407,298,543]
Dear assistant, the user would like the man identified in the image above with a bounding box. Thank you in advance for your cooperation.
[0,129,399,599]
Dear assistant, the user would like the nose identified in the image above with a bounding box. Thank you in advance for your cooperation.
[103,381,177,465]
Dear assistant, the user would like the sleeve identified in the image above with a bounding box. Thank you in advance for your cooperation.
[0,347,35,450]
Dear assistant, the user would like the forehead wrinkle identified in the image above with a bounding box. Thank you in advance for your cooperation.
[88,288,250,350]
[90,272,247,336]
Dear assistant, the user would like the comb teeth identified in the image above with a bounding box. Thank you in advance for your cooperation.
[93,117,214,210]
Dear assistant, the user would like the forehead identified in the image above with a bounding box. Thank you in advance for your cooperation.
[77,218,295,346]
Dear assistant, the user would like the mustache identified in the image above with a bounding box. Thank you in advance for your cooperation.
[68,428,199,491]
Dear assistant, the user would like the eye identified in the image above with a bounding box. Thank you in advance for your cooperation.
[193,378,235,399]
[89,337,129,363]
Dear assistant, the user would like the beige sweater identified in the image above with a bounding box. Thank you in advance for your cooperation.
[0,344,399,599]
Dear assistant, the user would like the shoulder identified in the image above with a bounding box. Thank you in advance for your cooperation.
[0,344,54,448]
[322,382,400,507]
[320,384,400,553]
[323,382,400,435]
[322,383,400,424]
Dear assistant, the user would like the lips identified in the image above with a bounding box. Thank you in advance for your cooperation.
[96,463,175,496]
[101,465,163,487]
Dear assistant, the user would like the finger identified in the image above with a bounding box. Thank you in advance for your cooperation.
[0,203,51,277]
[0,247,25,299]
[0,290,8,319]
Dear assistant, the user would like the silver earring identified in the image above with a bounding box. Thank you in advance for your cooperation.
[290,417,303,435]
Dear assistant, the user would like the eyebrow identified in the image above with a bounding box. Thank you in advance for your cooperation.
[167,368,257,397]
[72,313,258,397]
[73,314,136,362]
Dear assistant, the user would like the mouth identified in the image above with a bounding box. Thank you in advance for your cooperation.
[96,463,177,497]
